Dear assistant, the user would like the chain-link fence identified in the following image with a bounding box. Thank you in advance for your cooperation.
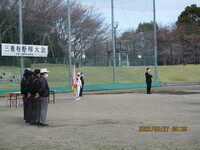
[1,38,199,93]
[0,40,199,83]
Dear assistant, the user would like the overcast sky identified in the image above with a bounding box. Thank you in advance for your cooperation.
[76,0,200,32]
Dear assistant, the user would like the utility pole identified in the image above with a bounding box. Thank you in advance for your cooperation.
[153,0,158,81]
[68,0,72,87]
[19,0,24,78]
[93,42,96,66]
[111,0,116,83]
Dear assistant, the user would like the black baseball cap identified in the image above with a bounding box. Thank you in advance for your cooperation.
[34,69,40,74]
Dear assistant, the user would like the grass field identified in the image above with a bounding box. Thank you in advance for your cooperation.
[0,64,200,90]
[158,65,200,81]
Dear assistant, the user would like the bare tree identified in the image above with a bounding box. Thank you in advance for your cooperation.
[0,0,110,65]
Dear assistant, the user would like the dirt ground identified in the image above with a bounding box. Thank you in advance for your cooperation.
[0,85,200,150]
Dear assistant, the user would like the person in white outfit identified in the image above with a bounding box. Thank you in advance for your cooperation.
[75,72,82,100]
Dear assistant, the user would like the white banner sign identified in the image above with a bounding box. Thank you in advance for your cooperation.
[1,43,48,57]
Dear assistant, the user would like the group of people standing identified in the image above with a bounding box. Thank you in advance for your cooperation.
[20,66,150,127]
[21,68,50,127]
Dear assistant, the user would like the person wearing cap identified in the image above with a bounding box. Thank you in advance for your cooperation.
[79,72,84,97]
[29,69,41,125]
[37,68,50,126]
[21,69,34,123]
[21,69,30,121]
[75,72,82,100]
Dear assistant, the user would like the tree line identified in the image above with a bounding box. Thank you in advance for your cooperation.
[0,0,109,66]
[119,4,200,65]
[0,1,199,66]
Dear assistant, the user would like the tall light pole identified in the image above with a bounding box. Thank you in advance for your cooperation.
[19,0,24,78]
[111,0,116,83]
[68,0,72,87]
[114,22,119,67]
[153,0,158,81]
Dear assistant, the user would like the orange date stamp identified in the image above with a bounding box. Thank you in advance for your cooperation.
[139,126,188,132]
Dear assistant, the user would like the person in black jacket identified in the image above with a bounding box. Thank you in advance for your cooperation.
[21,69,29,121]
[145,67,153,94]
[37,68,50,127]
[29,69,41,125]
[79,72,84,97]
[20,69,34,123]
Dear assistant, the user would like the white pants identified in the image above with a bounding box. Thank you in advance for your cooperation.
[76,86,81,98]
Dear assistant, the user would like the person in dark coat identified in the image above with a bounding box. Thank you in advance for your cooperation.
[145,67,153,94]
[20,69,34,123]
[79,72,84,97]
[29,69,41,125]
[21,69,29,121]
[37,68,50,127]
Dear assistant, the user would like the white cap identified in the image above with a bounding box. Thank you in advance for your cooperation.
[77,72,81,75]
[40,68,49,73]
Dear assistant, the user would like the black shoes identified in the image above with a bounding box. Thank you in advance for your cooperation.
[29,121,49,127]
[30,121,37,125]
[37,122,49,127]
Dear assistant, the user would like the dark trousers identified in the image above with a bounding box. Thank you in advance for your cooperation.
[30,97,39,124]
[79,86,84,96]
[24,97,32,123]
[23,97,27,120]
[146,82,152,94]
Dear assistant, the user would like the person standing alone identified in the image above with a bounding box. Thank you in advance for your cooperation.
[145,67,153,94]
